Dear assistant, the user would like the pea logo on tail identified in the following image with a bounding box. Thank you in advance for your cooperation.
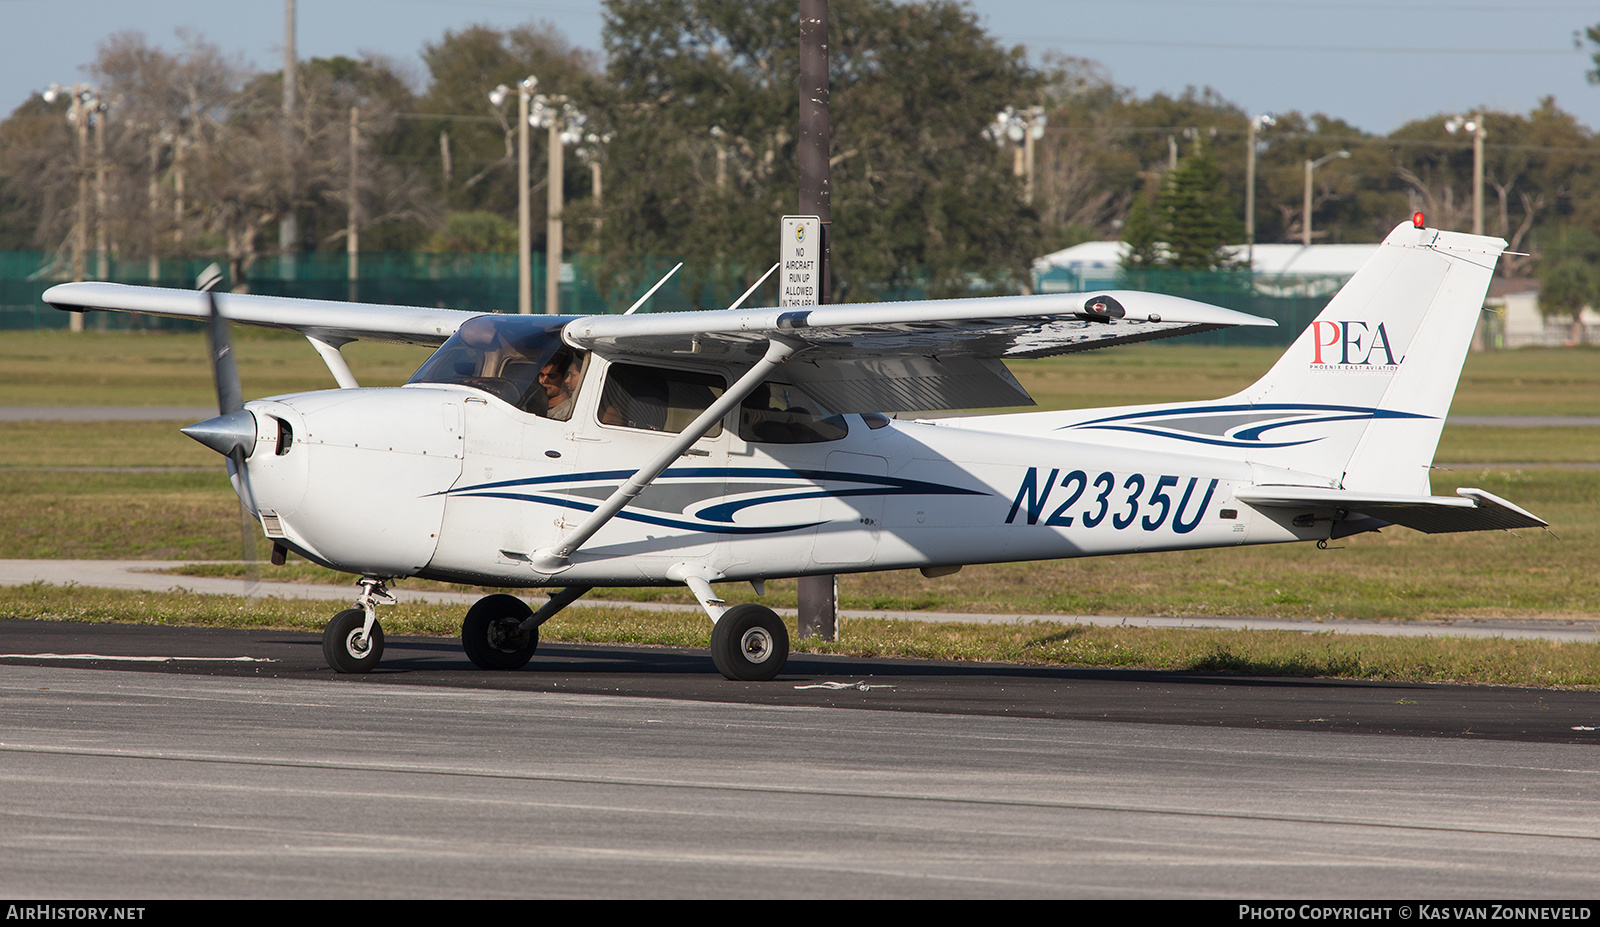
[1311,321,1400,367]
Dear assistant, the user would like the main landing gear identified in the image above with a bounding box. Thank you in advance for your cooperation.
[672,569,790,681]
[461,585,590,671]
[709,604,790,682]
[461,594,538,669]
[318,575,791,682]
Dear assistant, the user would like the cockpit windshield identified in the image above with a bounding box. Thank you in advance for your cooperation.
[407,315,587,420]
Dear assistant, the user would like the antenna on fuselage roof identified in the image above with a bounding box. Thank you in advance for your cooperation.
[621,262,683,315]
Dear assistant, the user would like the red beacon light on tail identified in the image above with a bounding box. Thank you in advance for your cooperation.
[1412,212,1426,228]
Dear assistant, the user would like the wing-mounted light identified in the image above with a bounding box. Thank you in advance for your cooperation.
[1075,295,1126,323]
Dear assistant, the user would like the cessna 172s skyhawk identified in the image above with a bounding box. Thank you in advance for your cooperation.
[43,218,1544,680]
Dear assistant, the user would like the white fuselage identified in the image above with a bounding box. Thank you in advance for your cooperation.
[237,364,1322,589]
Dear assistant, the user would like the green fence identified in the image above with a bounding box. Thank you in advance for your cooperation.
[0,252,706,332]
[1111,268,1339,348]
[1,251,1341,346]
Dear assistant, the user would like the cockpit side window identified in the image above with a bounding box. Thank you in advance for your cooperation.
[738,382,848,444]
[408,315,585,419]
[597,363,725,436]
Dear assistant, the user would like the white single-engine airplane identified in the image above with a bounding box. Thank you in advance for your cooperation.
[44,218,1545,680]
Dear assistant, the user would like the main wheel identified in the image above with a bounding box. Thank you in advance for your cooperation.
[323,608,384,674]
[462,594,538,670]
[710,604,789,681]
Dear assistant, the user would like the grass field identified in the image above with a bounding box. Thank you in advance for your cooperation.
[1,331,1595,683]
[2,329,1597,415]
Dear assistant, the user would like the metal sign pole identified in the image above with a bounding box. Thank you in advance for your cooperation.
[796,0,837,642]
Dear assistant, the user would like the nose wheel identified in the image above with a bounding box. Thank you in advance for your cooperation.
[322,576,395,674]
[323,607,385,673]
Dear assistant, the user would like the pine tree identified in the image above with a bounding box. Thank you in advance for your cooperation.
[1119,185,1163,269]
[1157,142,1243,270]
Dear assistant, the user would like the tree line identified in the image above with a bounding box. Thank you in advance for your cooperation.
[2,0,1599,319]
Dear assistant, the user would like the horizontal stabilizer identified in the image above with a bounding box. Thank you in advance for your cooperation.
[1234,486,1547,534]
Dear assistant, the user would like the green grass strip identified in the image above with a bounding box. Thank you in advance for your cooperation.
[4,583,1598,688]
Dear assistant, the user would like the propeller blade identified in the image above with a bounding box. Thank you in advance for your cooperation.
[194,264,257,517]
[198,263,243,416]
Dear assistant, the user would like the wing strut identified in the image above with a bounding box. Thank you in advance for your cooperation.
[305,334,360,389]
[529,337,802,574]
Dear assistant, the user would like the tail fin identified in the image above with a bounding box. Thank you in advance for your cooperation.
[965,221,1504,494]
[1221,221,1505,493]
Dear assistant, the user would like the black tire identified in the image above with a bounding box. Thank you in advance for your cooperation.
[710,604,789,681]
[462,594,538,670]
[322,608,384,674]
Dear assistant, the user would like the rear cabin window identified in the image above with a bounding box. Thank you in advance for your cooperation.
[738,382,848,444]
[598,363,726,436]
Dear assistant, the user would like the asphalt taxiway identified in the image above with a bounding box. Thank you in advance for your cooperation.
[1,618,1598,898]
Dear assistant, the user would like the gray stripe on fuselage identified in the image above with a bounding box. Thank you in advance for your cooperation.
[564,481,801,515]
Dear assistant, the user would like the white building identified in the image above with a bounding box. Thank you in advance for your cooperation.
[1033,240,1598,347]
[1491,285,1600,348]
[1033,240,1377,296]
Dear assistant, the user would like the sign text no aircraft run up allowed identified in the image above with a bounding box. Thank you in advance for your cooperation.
[780,216,822,308]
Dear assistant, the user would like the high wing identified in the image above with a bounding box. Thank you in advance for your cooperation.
[42,282,478,347]
[42,282,1272,413]
[564,291,1274,413]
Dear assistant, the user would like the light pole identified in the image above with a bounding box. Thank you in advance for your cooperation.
[280,0,298,280]
[984,105,1048,204]
[1445,115,1485,235]
[1303,149,1350,246]
[490,77,537,314]
[43,82,105,332]
[576,129,611,240]
[1244,114,1274,267]
[530,94,588,315]
[347,105,359,302]
[709,125,727,189]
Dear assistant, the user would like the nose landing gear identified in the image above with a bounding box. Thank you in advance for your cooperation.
[323,607,384,673]
[321,576,394,674]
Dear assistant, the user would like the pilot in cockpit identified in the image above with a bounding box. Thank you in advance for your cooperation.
[409,315,584,419]
[539,351,584,421]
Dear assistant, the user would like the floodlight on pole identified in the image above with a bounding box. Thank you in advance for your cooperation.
[529,93,591,315]
[1244,113,1275,268]
[42,82,105,333]
[983,105,1048,204]
[489,76,537,313]
[1303,149,1350,247]
[1445,115,1485,236]
[576,129,612,240]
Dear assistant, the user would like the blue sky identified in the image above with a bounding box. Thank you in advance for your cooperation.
[3,0,1597,134]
